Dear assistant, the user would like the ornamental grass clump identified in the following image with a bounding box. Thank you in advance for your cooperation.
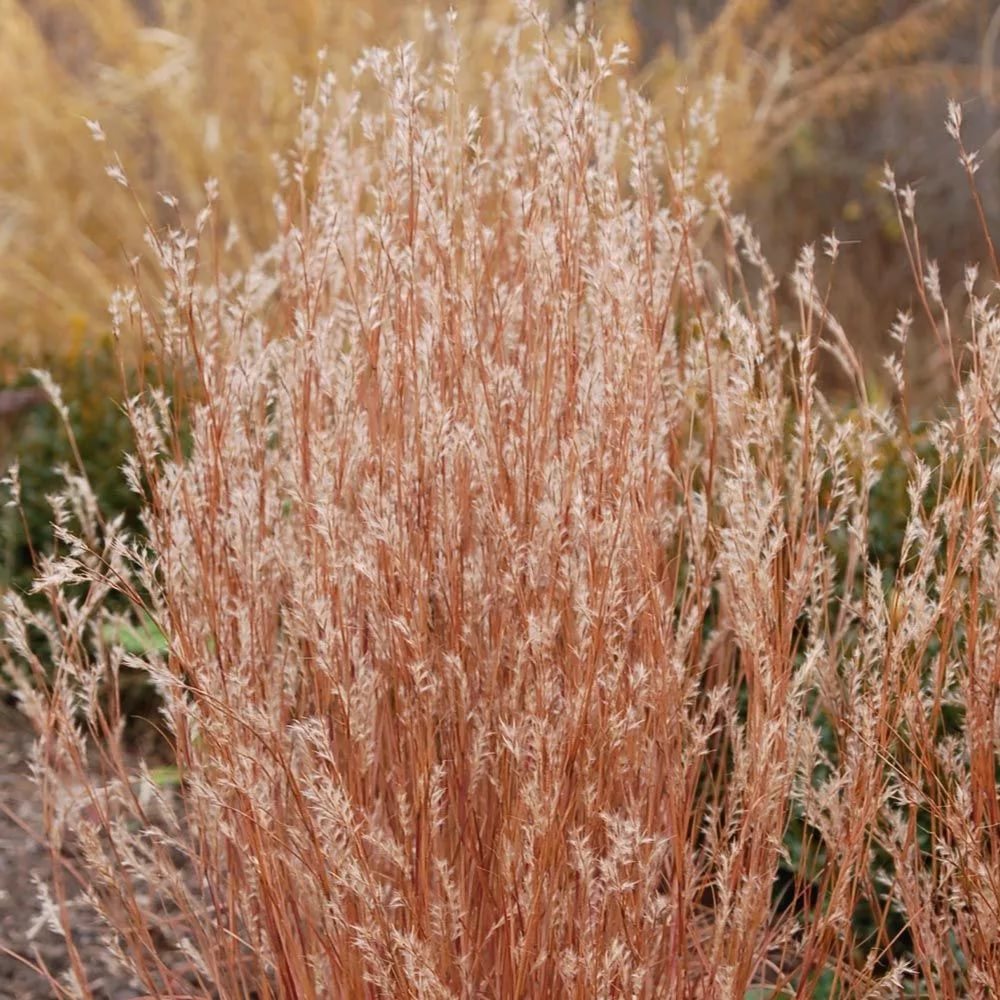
[5,7,1000,998]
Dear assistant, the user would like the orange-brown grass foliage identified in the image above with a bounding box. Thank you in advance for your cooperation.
[5,7,1000,998]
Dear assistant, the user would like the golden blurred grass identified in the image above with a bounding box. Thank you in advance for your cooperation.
[0,0,514,358]
[641,0,981,193]
[0,0,985,363]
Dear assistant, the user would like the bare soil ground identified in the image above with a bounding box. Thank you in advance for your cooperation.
[0,703,152,1000]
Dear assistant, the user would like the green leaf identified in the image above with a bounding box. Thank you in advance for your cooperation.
[103,613,168,655]
[146,765,182,789]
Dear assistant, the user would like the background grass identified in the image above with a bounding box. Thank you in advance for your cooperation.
[1,0,994,371]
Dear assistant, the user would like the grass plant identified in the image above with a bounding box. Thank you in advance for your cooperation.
[3,6,1000,998]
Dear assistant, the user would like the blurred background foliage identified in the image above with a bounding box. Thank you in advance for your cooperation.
[0,0,996,587]
[0,339,142,593]
[0,1,995,359]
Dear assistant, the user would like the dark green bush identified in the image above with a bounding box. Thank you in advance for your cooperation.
[0,342,194,742]
[0,339,142,595]
[0,341,166,727]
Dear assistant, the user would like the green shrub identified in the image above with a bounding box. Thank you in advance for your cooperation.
[0,340,142,594]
